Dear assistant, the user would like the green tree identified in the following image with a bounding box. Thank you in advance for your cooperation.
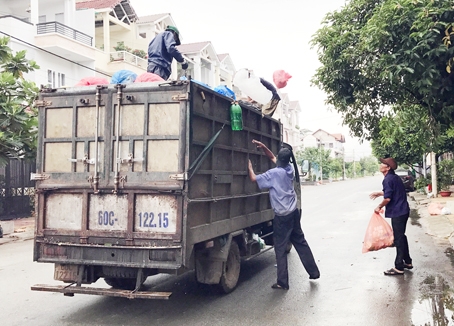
[360,156,379,176]
[0,36,39,166]
[328,157,343,179]
[311,0,454,144]
[296,147,332,180]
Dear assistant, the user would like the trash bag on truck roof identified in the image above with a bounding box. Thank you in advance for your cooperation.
[135,72,165,83]
[213,85,236,100]
[75,77,109,86]
[233,68,272,105]
[111,70,137,84]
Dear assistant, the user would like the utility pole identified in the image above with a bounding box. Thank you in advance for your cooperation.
[431,152,438,197]
[319,139,323,184]
[353,149,356,178]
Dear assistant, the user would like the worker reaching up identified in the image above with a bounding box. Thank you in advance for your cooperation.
[147,26,188,80]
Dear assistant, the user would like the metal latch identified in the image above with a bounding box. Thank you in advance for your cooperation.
[34,100,52,107]
[69,155,95,165]
[169,173,187,181]
[119,153,143,165]
[31,173,50,181]
[171,94,189,101]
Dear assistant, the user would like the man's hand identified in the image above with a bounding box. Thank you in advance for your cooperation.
[369,192,382,200]
[252,139,265,149]
[181,60,189,70]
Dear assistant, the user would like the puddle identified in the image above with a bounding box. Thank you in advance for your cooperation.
[411,275,454,325]
[410,208,422,227]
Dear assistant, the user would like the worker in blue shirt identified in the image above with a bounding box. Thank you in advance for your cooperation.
[248,139,320,290]
[370,157,412,276]
[147,26,188,80]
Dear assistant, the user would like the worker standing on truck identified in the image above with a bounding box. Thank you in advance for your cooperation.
[147,26,188,80]
[247,140,320,290]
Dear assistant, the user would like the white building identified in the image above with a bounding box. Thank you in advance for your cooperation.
[302,129,345,159]
[1,0,96,87]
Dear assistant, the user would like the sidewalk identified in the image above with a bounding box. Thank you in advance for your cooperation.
[0,216,35,245]
[411,191,454,248]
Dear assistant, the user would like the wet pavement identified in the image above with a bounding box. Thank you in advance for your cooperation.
[3,181,454,325]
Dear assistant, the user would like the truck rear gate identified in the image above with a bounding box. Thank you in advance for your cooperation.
[32,80,282,299]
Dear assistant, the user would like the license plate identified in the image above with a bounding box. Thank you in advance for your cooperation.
[134,195,178,233]
[54,264,79,282]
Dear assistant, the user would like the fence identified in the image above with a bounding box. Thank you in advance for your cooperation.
[0,159,35,220]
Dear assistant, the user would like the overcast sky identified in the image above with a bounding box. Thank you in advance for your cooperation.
[130,0,372,158]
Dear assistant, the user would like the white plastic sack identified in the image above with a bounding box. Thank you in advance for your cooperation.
[233,68,272,105]
[441,207,452,215]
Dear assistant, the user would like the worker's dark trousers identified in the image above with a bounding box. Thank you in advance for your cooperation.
[391,213,411,271]
[147,64,170,81]
[273,209,320,288]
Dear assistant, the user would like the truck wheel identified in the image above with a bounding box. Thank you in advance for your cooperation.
[218,241,240,294]
[104,277,138,290]
[285,242,293,254]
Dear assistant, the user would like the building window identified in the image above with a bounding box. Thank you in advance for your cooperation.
[329,143,334,148]
[48,70,66,88]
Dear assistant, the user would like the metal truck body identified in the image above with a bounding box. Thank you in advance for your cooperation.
[31,80,294,299]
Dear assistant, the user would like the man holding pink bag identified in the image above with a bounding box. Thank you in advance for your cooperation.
[369,157,412,276]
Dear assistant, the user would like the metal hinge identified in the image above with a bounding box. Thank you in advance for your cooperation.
[69,155,95,165]
[31,173,50,181]
[169,173,187,181]
[34,100,52,107]
[172,93,189,101]
[119,153,143,165]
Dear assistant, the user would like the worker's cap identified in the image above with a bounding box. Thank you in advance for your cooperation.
[277,148,292,167]
[166,26,181,45]
[379,157,397,170]
[166,26,180,36]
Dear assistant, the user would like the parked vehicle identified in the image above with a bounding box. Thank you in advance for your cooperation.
[31,80,300,299]
[395,169,415,191]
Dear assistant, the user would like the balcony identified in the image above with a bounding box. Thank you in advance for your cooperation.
[34,21,95,62]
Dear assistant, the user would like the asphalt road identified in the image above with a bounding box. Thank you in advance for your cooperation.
[2,175,454,326]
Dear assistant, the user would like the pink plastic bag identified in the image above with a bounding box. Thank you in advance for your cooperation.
[362,212,394,253]
[272,70,292,89]
[135,72,165,83]
[75,77,109,86]
[428,202,443,215]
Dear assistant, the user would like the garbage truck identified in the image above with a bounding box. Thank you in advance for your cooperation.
[31,79,301,299]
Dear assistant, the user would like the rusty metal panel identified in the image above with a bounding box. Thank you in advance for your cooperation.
[88,194,129,231]
[134,194,178,233]
[45,193,83,230]
[118,104,144,136]
[148,103,180,136]
[46,108,72,138]
[44,142,72,172]
[76,106,105,137]
[147,140,179,172]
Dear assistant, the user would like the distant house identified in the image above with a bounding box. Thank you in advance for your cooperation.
[302,129,345,159]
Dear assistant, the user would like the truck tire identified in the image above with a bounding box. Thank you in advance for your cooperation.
[104,277,138,290]
[218,241,240,294]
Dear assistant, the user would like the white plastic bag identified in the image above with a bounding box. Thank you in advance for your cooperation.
[233,68,272,105]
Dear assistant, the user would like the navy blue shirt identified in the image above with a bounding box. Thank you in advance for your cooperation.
[147,31,185,73]
[382,170,410,218]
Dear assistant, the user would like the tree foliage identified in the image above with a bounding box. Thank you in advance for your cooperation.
[311,0,454,142]
[0,36,39,166]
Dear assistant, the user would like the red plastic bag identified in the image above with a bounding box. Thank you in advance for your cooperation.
[272,70,292,89]
[75,77,109,86]
[135,72,165,83]
[362,212,394,253]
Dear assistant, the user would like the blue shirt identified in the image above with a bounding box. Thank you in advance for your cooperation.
[256,164,297,216]
[383,170,410,218]
[147,31,185,73]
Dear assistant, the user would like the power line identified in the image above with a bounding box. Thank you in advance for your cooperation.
[0,30,112,78]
